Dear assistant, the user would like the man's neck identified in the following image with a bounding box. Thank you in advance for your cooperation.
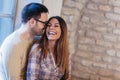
[19,24,34,41]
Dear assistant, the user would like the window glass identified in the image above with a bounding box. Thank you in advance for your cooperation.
[0,18,13,45]
[0,0,16,14]
[0,0,17,45]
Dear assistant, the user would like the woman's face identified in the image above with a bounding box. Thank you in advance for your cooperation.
[46,18,61,41]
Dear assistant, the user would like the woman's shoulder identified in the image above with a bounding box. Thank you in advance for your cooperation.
[31,43,40,51]
[29,43,41,56]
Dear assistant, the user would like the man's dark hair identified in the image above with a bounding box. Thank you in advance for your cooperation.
[21,3,48,23]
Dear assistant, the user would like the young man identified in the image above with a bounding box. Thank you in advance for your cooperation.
[0,3,48,80]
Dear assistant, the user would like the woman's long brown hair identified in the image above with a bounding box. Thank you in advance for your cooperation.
[39,16,69,79]
[24,16,69,80]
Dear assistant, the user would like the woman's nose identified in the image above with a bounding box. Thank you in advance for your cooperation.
[49,25,54,29]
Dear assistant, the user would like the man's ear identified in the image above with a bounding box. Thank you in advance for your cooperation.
[29,18,36,27]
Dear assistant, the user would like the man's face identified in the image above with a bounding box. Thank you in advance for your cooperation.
[32,13,48,36]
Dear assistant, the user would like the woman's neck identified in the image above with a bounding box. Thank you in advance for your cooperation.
[48,40,56,54]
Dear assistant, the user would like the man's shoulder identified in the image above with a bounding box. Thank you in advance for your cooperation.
[1,31,19,48]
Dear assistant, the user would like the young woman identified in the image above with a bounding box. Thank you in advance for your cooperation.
[26,16,70,80]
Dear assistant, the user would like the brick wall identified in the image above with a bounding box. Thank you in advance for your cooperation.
[61,0,120,80]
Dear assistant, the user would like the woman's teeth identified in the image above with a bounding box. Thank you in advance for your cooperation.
[48,31,56,35]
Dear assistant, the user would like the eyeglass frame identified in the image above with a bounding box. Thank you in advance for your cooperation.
[34,18,48,25]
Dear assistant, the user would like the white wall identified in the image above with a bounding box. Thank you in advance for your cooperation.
[43,0,63,18]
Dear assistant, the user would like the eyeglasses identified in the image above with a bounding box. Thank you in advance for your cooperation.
[34,18,48,25]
